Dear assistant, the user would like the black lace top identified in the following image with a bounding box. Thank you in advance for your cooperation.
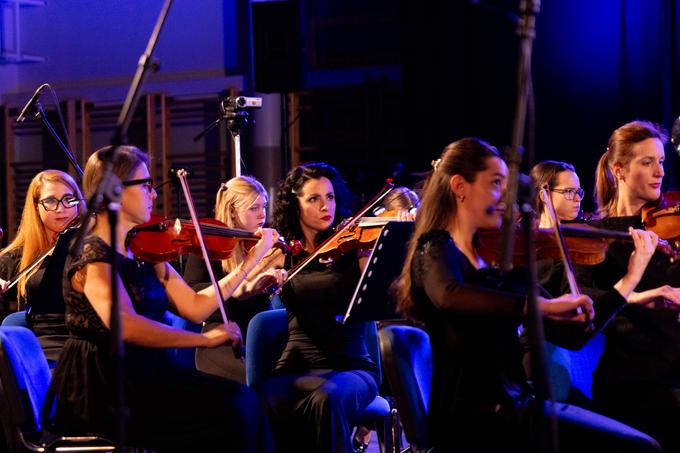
[49,234,175,433]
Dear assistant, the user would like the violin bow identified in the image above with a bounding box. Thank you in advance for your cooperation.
[3,216,86,295]
[175,170,234,340]
[540,185,594,330]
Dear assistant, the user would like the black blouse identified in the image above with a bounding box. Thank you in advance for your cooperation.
[410,229,627,447]
[274,249,376,375]
[581,216,680,386]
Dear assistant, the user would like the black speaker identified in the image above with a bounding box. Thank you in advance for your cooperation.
[251,1,303,93]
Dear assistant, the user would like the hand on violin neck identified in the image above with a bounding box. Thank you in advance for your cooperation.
[235,268,287,300]
[245,227,280,266]
[613,228,659,300]
[200,321,243,348]
[537,293,594,323]
[0,278,8,294]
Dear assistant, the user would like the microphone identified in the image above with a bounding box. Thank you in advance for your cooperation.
[16,83,50,123]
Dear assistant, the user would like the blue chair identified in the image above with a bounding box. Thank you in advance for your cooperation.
[378,325,433,453]
[0,326,114,452]
[567,331,605,400]
[246,309,394,451]
[1,311,27,328]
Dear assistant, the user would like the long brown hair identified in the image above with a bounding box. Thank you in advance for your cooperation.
[594,120,666,218]
[395,137,500,320]
[214,175,267,273]
[0,170,85,304]
[83,145,149,203]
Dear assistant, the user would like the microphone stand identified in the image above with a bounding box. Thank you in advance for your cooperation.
[33,101,84,176]
[69,1,173,449]
[498,1,556,452]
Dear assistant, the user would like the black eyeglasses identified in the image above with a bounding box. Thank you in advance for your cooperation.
[551,187,584,201]
[38,195,81,211]
[122,178,154,192]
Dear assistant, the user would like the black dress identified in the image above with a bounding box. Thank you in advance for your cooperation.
[260,249,378,453]
[183,254,271,382]
[411,229,661,452]
[0,233,72,366]
[47,235,273,452]
[580,216,680,452]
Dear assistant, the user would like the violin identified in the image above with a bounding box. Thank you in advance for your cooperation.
[313,209,412,261]
[642,191,680,247]
[126,214,293,263]
[477,223,679,267]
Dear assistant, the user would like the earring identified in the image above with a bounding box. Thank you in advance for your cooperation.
[458,195,465,203]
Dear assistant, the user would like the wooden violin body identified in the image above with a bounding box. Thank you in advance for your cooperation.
[478,223,680,267]
[315,210,409,261]
[642,191,680,248]
[127,214,291,263]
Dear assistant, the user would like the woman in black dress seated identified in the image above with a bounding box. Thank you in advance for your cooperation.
[183,175,287,382]
[261,162,378,453]
[395,137,662,452]
[47,146,278,452]
[0,169,85,364]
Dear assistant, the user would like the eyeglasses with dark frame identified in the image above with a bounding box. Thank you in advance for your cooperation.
[38,195,82,211]
[551,187,584,201]
[122,178,154,193]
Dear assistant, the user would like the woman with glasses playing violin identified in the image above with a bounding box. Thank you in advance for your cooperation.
[0,169,85,363]
[183,175,287,383]
[581,120,680,452]
[46,145,278,452]
[530,161,585,229]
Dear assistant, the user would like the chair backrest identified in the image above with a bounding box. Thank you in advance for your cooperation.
[0,326,52,449]
[245,309,290,388]
[1,311,28,328]
[568,331,605,400]
[245,308,383,388]
[379,325,432,449]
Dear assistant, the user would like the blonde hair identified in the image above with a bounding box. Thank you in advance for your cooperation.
[595,120,667,218]
[383,187,420,211]
[396,138,500,320]
[214,175,267,273]
[0,170,85,304]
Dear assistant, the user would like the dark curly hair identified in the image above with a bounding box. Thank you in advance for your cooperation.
[273,162,351,246]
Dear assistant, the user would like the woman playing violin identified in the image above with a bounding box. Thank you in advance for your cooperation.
[183,175,287,382]
[261,162,378,453]
[47,146,277,452]
[396,137,662,452]
[0,169,85,363]
[530,160,584,228]
[588,120,680,452]
[529,160,660,307]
